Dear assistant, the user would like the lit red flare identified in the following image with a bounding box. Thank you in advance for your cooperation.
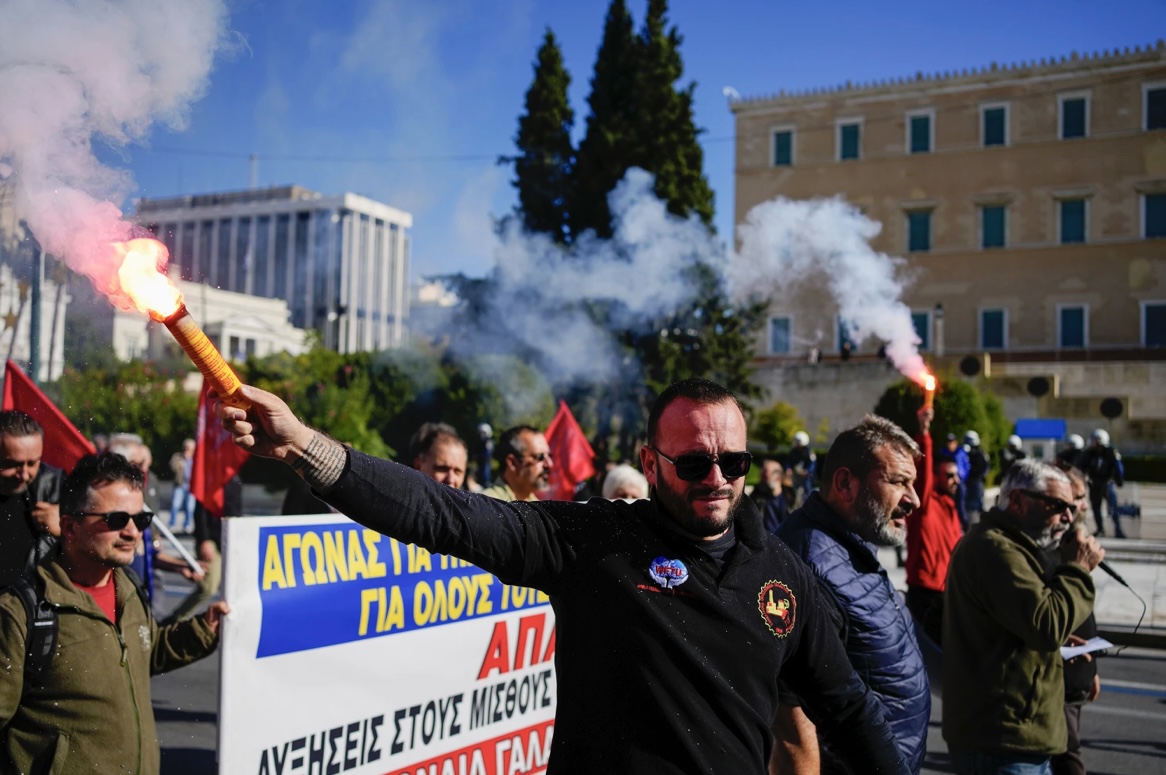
[115,238,250,410]
[917,370,937,409]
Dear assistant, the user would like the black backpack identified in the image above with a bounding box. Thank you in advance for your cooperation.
[6,567,151,686]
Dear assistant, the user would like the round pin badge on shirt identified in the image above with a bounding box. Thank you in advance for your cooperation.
[648,557,689,589]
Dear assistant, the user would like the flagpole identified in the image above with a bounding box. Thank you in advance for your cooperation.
[150,515,203,575]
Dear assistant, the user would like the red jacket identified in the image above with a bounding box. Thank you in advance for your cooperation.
[906,433,964,592]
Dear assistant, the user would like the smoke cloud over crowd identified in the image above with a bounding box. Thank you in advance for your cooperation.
[0,0,229,309]
[455,172,926,389]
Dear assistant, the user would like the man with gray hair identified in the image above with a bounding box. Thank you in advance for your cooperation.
[774,414,930,774]
[943,458,1104,774]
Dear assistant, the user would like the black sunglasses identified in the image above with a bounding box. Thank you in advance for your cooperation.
[72,511,154,531]
[1019,490,1076,517]
[650,447,752,481]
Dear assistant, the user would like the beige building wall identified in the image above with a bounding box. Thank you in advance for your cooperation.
[732,43,1166,451]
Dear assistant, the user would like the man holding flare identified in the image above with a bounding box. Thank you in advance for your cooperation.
[213,378,907,774]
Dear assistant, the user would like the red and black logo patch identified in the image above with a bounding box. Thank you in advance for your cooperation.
[758,580,796,638]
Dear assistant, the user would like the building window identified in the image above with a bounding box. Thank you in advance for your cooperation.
[196,220,213,283]
[1145,193,1166,238]
[980,309,1007,350]
[907,211,932,252]
[911,311,930,351]
[1058,305,1087,348]
[907,110,933,154]
[1144,302,1166,347]
[981,205,1006,249]
[772,128,794,166]
[254,215,271,297]
[216,218,233,289]
[769,317,792,354]
[235,217,252,294]
[838,121,861,160]
[1146,84,1166,130]
[981,104,1008,147]
[1059,199,1087,244]
[1059,94,1088,139]
[179,222,195,281]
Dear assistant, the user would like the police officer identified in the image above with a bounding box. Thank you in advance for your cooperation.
[1080,429,1124,538]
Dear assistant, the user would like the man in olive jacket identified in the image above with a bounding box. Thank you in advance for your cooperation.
[942,458,1104,774]
[0,453,228,775]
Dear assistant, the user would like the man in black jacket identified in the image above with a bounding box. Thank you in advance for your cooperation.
[214,378,906,774]
[0,410,62,587]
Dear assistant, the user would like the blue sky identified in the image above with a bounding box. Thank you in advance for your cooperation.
[117,0,1166,279]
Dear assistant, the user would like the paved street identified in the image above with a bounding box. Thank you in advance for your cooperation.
[920,647,1166,775]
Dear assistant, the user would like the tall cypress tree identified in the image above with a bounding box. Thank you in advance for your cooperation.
[510,29,575,243]
[632,0,714,227]
[570,0,639,239]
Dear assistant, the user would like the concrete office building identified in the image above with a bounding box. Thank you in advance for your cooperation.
[731,42,1166,450]
[135,185,412,353]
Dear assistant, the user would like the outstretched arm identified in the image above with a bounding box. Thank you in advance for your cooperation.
[216,385,344,492]
[217,384,575,589]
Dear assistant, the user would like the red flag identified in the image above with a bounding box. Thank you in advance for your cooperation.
[1,359,95,472]
[190,378,250,518]
[544,400,596,501]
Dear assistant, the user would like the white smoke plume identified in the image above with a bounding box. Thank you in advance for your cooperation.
[452,168,724,383]
[0,0,229,308]
[459,173,927,391]
[732,196,928,382]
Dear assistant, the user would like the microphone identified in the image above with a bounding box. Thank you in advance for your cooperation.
[1097,560,1129,587]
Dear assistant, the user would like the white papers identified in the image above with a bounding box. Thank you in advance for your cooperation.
[1060,636,1114,660]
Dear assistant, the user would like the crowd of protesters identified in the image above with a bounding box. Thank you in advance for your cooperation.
[0,383,1127,773]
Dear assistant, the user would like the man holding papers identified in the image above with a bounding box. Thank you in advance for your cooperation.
[943,458,1104,775]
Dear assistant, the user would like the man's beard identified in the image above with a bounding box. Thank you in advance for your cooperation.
[855,485,908,547]
[1028,520,1068,550]
[654,476,744,538]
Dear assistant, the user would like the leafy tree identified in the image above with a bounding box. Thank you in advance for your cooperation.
[872,378,920,436]
[638,268,765,409]
[872,374,990,447]
[752,400,804,453]
[630,0,713,226]
[931,379,989,447]
[980,391,1012,479]
[570,0,639,239]
[244,346,390,458]
[813,416,832,447]
[48,360,198,476]
[509,29,575,243]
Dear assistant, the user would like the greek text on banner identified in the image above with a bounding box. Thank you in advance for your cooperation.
[257,523,549,657]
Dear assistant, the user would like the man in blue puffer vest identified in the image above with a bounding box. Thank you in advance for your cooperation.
[774,414,931,774]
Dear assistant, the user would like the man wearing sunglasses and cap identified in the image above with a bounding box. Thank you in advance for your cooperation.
[214,377,906,774]
[942,458,1103,775]
[0,452,228,775]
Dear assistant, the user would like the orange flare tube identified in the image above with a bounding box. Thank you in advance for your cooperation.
[923,386,935,410]
[159,304,251,410]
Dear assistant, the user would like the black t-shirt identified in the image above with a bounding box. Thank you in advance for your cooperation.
[0,493,35,587]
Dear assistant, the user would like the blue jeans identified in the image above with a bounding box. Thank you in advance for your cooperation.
[951,750,1051,775]
[170,484,195,531]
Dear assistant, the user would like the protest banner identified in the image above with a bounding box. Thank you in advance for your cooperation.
[220,513,557,775]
